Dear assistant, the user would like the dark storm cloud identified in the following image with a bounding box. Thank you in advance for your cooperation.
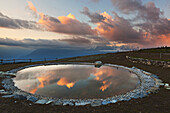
[0,12,40,30]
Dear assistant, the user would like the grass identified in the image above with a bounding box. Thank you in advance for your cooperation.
[129,56,170,62]
[137,47,170,53]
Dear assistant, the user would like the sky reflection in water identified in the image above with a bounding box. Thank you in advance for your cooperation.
[14,65,139,99]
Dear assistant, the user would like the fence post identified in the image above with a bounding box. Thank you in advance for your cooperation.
[160,53,162,59]
[13,59,15,64]
[0,59,3,64]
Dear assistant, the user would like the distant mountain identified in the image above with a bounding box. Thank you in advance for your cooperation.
[23,48,110,59]
[0,47,32,59]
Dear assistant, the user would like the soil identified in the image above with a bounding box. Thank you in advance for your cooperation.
[0,51,170,113]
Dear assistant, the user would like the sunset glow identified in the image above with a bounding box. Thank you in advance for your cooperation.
[57,77,75,88]
[30,75,52,94]
[0,0,169,58]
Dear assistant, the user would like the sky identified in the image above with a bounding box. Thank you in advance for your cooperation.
[0,0,170,52]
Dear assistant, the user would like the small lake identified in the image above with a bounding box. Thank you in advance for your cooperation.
[13,64,139,99]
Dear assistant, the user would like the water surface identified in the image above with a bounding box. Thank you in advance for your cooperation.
[14,64,139,99]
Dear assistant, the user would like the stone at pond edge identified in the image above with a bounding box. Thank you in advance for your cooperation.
[46,100,53,104]
[94,61,102,68]
[91,101,102,107]
[63,102,74,106]
[2,95,14,98]
[110,100,117,103]
[27,96,38,102]
[0,89,5,92]
[14,94,27,100]
[75,101,91,106]
[102,100,111,105]
[0,89,11,94]
[53,101,63,105]
[35,99,48,104]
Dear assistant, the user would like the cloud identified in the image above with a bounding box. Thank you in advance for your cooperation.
[0,38,64,48]
[81,7,106,23]
[0,37,138,51]
[0,37,99,49]
[0,1,94,35]
[111,0,143,14]
[90,0,100,3]
[27,1,94,35]
[81,0,170,47]
[111,0,170,36]
[59,36,92,46]
[0,12,40,30]
[81,8,145,45]
[0,0,169,48]
[27,1,38,17]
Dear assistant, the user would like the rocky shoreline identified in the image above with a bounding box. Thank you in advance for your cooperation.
[0,62,164,107]
[126,56,170,68]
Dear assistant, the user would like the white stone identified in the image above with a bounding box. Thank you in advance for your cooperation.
[0,89,5,92]
[63,102,74,106]
[2,95,14,98]
[165,83,169,87]
[35,99,48,104]
[110,100,117,103]
[91,101,102,107]
[94,61,102,67]
[46,100,53,104]
[75,102,91,106]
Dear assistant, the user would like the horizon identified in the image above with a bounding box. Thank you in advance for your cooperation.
[0,0,170,59]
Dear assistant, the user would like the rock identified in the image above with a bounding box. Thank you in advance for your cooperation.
[110,99,117,103]
[0,91,11,95]
[53,101,63,105]
[0,89,10,94]
[63,102,74,106]
[102,100,111,105]
[35,99,48,104]
[91,101,102,107]
[164,83,170,90]
[2,95,14,98]
[94,61,102,68]
[75,101,91,106]
[147,61,151,65]
[27,96,38,102]
[0,89,5,92]
[46,100,53,104]
[14,94,27,100]
[156,83,164,86]
[164,83,169,87]
[165,86,170,90]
